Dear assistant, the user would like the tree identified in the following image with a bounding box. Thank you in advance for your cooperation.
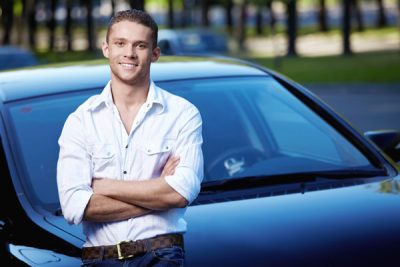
[201,0,210,27]
[318,0,329,32]
[225,0,233,34]
[27,0,38,49]
[167,0,175,28]
[342,0,352,55]
[82,0,95,51]
[350,0,364,31]
[129,0,145,11]
[255,1,263,35]
[48,0,58,51]
[266,0,276,33]
[286,0,297,56]
[0,0,14,45]
[376,0,387,27]
[237,0,247,51]
[65,0,73,51]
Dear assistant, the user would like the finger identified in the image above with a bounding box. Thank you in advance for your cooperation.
[162,157,180,176]
[164,156,180,170]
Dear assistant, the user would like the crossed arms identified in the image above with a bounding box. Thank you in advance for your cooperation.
[83,156,187,222]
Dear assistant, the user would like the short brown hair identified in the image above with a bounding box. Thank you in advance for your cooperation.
[106,9,158,48]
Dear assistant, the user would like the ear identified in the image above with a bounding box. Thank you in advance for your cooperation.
[102,41,110,59]
[151,47,161,62]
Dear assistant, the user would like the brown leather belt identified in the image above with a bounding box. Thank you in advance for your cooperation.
[81,233,184,260]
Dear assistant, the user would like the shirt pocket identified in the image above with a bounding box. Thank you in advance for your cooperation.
[141,138,174,155]
[136,138,175,175]
[89,144,117,175]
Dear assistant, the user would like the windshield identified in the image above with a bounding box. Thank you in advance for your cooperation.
[6,76,372,212]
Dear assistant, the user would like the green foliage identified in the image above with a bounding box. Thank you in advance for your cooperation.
[250,51,400,83]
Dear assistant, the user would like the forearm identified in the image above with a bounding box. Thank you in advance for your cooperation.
[83,194,151,222]
[92,177,188,211]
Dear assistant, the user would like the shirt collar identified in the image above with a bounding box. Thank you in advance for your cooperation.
[87,80,165,114]
[147,80,165,114]
[87,81,113,111]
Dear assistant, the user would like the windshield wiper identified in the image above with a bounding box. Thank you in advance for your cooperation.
[201,168,387,193]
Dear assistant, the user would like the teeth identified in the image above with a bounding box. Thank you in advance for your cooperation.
[120,63,138,68]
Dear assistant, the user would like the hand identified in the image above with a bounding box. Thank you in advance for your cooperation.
[161,155,180,177]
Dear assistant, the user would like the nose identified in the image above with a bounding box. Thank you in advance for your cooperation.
[125,45,137,58]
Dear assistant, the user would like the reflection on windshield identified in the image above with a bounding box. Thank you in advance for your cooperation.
[160,77,371,181]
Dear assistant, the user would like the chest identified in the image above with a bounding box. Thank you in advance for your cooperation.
[83,108,178,178]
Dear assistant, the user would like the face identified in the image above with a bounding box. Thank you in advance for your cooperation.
[102,20,160,87]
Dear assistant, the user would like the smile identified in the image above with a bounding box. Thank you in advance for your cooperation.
[119,63,139,68]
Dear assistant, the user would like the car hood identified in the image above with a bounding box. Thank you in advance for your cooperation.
[184,176,400,266]
[46,175,400,266]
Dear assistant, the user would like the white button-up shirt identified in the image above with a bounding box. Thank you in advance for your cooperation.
[57,80,203,247]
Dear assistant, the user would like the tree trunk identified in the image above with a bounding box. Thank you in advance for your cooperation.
[48,0,57,51]
[342,0,352,55]
[1,0,14,44]
[27,0,38,49]
[376,0,387,27]
[65,0,73,51]
[255,4,263,35]
[225,0,233,35]
[286,0,297,56]
[266,0,276,32]
[83,0,95,51]
[129,0,145,11]
[167,0,174,28]
[237,0,247,51]
[350,0,364,31]
[111,0,115,17]
[318,0,329,32]
[201,0,210,27]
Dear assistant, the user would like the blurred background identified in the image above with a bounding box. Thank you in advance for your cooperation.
[0,0,399,132]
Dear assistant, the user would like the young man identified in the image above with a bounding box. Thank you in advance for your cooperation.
[57,9,203,267]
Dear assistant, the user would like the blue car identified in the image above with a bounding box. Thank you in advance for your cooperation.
[0,46,38,71]
[0,57,399,266]
[158,29,229,55]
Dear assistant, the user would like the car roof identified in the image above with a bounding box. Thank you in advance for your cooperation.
[0,56,268,103]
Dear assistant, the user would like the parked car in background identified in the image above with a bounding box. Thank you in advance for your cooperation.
[0,46,38,71]
[158,29,229,55]
[0,56,400,266]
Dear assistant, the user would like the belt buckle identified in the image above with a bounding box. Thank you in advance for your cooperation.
[117,240,134,260]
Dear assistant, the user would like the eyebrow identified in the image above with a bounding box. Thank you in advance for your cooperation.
[111,38,149,45]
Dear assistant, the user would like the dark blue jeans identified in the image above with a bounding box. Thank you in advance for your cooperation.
[81,246,184,267]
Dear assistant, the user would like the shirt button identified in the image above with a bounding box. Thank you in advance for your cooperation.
[123,171,127,174]
[147,149,151,153]
[125,145,128,149]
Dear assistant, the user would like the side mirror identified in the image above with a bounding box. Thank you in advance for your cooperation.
[365,130,400,163]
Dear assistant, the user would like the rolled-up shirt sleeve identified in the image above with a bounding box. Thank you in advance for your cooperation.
[57,112,93,225]
[164,105,204,204]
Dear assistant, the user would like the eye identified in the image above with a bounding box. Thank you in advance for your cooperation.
[137,43,147,49]
[115,41,124,47]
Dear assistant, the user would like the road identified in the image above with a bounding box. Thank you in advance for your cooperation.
[306,83,400,133]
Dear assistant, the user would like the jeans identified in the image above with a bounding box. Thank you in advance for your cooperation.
[81,246,185,267]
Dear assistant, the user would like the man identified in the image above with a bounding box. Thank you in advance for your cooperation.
[57,9,203,267]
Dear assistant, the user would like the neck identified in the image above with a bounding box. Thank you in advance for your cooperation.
[111,79,150,109]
